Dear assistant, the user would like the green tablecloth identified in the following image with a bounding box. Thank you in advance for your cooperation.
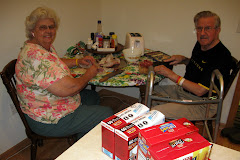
[65,47,164,87]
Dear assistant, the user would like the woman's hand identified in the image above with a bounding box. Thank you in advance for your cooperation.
[84,63,99,79]
[164,55,187,65]
[78,56,96,68]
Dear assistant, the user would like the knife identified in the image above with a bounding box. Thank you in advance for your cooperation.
[99,69,124,82]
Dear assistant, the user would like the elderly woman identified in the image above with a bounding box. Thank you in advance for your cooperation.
[15,6,113,139]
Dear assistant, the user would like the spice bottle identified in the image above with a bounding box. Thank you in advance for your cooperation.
[91,32,95,43]
[111,34,118,48]
[86,38,93,49]
[109,32,115,42]
[98,36,103,48]
[103,36,110,48]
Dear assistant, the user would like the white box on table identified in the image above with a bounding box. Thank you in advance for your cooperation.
[101,103,149,159]
[114,110,165,160]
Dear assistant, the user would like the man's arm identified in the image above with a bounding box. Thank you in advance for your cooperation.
[154,65,208,96]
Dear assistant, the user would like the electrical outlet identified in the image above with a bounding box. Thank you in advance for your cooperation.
[10,103,17,115]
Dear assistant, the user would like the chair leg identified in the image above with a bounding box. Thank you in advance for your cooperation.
[31,139,38,160]
[37,139,43,147]
[68,135,77,146]
[68,138,75,146]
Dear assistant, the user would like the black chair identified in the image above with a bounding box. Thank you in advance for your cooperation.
[0,59,77,160]
[223,57,240,99]
[145,56,240,143]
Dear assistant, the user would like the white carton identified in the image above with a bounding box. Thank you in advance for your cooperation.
[115,110,165,160]
[101,103,149,159]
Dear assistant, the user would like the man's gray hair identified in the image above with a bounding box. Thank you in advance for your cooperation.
[194,11,221,28]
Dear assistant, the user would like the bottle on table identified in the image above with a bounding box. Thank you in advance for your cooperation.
[95,20,103,47]
[98,36,103,48]
[109,32,115,43]
[96,20,103,36]
[86,38,93,49]
[103,36,110,48]
[97,20,103,34]
[91,32,95,43]
[111,34,118,48]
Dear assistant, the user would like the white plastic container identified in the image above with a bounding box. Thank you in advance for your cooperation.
[86,38,93,49]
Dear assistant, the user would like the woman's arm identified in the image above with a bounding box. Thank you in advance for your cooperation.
[61,56,96,68]
[60,58,77,68]
[47,64,99,97]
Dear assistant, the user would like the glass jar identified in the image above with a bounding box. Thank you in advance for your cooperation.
[103,36,110,48]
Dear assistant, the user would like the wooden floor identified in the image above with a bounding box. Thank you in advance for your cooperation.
[1,89,240,160]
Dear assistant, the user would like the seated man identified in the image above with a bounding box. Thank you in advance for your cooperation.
[152,11,232,120]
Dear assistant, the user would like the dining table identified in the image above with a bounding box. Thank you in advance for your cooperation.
[56,123,240,160]
[64,42,166,102]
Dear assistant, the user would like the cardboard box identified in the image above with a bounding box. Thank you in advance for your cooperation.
[138,118,199,149]
[115,110,165,160]
[101,103,149,159]
[138,132,212,160]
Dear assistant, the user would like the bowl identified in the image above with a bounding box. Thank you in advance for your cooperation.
[123,48,142,63]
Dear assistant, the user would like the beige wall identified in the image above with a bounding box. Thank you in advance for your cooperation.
[0,0,239,154]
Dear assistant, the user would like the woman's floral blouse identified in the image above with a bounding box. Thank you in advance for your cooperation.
[15,42,80,124]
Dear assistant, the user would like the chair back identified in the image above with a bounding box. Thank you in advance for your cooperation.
[1,59,78,160]
[0,59,33,136]
[223,56,240,99]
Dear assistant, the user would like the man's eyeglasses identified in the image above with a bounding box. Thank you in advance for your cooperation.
[38,25,56,31]
[195,26,217,33]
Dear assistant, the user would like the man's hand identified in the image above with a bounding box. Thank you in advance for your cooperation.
[154,65,177,79]
[164,55,188,65]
